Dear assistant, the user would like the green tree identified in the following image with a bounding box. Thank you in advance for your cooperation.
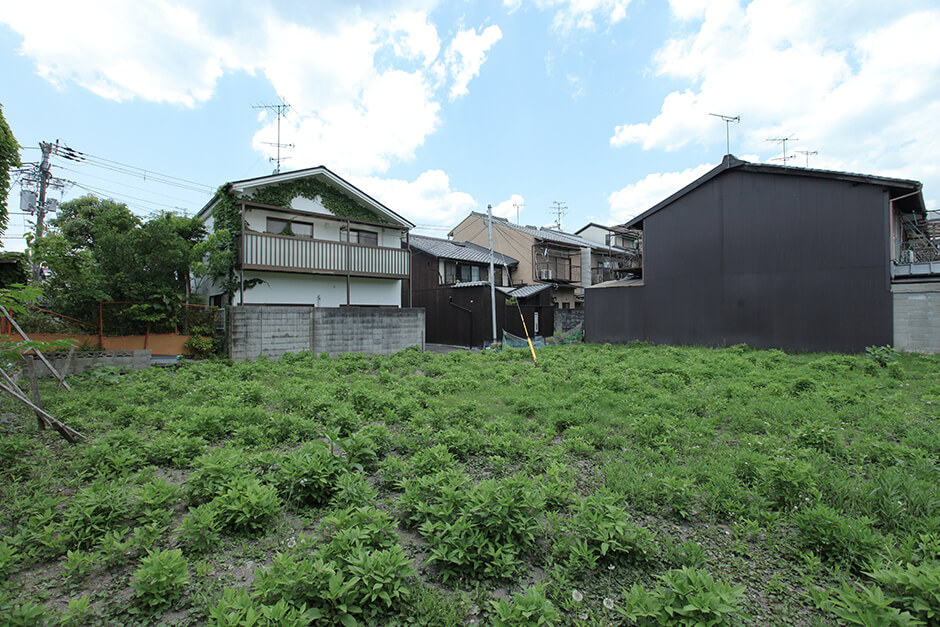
[36,195,206,332]
[0,103,21,236]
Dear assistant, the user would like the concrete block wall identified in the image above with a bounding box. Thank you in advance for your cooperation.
[227,305,425,359]
[313,308,425,356]
[554,308,585,334]
[893,282,940,354]
[228,305,314,360]
[28,350,152,376]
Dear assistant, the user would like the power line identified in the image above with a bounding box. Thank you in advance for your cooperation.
[53,143,213,193]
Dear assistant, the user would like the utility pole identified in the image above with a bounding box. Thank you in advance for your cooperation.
[488,204,497,347]
[31,141,53,284]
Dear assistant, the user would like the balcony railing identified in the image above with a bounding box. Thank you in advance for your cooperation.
[892,241,940,278]
[240,232,409,278]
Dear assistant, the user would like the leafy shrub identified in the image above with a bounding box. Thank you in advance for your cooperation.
[272,442,341,508]
[178,504,222,554]
[333,472,379,508]
[556,494,657,571]
[62,549,97,587]
[865,345,897,368]
[185,447,244,505]
[143,433,206,467]
[810,582,921,626]
[869,561,940,624]
[62,478,133,549]
[0,540,20,578]
[795,504,884,572]
[403,471,545,581]
[762,456,819,510]
[490,583,559,626]
[617,567,747,626]
[206,587,313,626]
[133,548,190,611]
[212,477,280,536]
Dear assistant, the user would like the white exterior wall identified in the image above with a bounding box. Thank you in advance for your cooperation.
[241,271,401,307]
[241,199,401,246]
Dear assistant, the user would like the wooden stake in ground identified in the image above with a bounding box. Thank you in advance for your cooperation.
[0,305,73,392]
[26,356,44,430]
[0,367,85,443]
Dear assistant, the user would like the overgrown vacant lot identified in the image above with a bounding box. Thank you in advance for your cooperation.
[0,343,938,625]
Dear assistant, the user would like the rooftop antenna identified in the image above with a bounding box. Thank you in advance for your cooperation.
[253,98,294,173]
[709,113,740,155]
[550,201,567,231]
[767,134,798,165]
[513,201,525,225]
[795,150,818,168]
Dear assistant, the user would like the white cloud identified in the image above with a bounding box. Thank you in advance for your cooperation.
[607,163,713,223]
[1,1,503,180]
[490,194,526,222]
[350,170,477,232]
[508,0,632,33]
[445,26,503,100]
[611,0,940,202]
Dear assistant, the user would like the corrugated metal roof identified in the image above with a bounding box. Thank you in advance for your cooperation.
[461,213,633,254]
[450,281,492,288]
[409,235,518,266]
[509,283,553,298]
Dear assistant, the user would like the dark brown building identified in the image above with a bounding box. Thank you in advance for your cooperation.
[586,155,936,353]
[406,235,555,347]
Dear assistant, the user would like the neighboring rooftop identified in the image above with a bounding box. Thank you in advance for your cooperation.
[452,213,634,254]
[409,234,519,266]
[620,154,926,230]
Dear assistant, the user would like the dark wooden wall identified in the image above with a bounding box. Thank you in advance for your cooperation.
[414,284,555,347]
[586,169,894,352]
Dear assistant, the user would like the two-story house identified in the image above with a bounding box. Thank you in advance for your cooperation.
[586,154,937,353]
[194,166,414,308]
[448,213,638,308]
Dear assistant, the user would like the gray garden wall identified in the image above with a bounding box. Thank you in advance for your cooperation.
[227,305,425,360]
[893,282,940,354]
[554,308,584,334]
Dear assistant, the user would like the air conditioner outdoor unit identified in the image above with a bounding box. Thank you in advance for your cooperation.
[539,269,553,280]
[901,250,916,264]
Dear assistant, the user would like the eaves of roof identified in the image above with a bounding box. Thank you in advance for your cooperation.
[196,165,415,229]
[409,235,518,266]
[461,212,632,254]
[621,155,926,229]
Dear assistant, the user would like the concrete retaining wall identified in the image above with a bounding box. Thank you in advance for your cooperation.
[893,282,940,354]
[28,350,152,376]
[227,305,424,360]
[554,308,584,334]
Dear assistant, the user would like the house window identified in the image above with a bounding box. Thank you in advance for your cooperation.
[266,217,313,238]
[342,228,378,246]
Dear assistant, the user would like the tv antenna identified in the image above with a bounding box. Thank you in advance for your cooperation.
[253,98,294,173]
[709,113,740,155]
[550,201,567,231]
[513,201,525,224]
[767,134,798,165]
[795,150,818,168]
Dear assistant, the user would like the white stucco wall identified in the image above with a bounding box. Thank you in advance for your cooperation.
[240,272,401,307]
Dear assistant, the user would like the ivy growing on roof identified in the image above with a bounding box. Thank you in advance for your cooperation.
[248,178,392,225]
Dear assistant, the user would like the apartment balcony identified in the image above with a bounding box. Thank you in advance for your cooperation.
[239,232,409,279]
[892,242,940,278]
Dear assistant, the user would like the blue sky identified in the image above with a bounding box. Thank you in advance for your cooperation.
[2,0,938,251]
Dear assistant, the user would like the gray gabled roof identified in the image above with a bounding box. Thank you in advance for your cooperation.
[409,234,518,266]
[196,165,415,229]
[509,283,553,298]
[620,154,926,229]
[456,213,633,254]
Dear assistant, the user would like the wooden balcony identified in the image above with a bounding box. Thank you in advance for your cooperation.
[240,232,409,278]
